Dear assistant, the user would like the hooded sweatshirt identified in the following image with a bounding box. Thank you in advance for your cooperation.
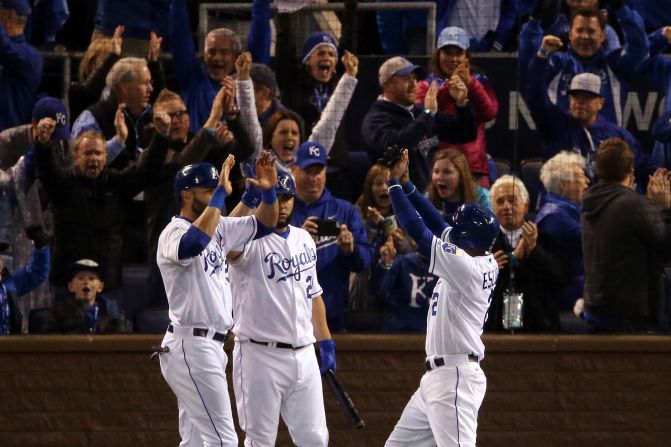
[581,181,671,321]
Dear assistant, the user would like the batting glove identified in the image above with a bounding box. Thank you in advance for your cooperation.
[319,339,336,375]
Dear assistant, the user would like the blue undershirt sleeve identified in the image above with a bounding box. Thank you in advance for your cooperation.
[178,225,211,260]
[388,179,433,258]
[402,180,449,238]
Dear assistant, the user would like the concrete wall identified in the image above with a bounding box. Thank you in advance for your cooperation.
[1,334,670,446]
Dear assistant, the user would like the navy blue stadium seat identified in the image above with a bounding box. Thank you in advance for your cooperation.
[493,158,512,180]
[121,264,151,323]
[28,307,53,334]
[134,307,170,334]
[520,158,544,213]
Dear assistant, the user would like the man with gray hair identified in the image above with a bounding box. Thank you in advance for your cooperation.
[536,151,590,329]
[71,57,161,170]
[486,174,570,332]
[171,0,242,132]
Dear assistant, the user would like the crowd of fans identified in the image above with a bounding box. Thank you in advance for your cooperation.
[1,0,671,335]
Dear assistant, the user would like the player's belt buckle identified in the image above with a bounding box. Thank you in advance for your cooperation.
[424,354,479,371]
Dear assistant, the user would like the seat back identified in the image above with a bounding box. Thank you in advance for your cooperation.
[520,158,544,213]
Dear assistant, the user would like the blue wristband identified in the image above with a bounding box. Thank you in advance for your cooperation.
[261,187,277,205]
[208,185,227,209]
[241,185,261,209]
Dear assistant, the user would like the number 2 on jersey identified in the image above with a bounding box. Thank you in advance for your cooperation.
[306,275,314,299]
[430,292,439,316]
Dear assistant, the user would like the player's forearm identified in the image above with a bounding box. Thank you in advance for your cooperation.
[192,186,228,236]
[403,181,449,237]
[312,296,332,341]
[253,188,278,228]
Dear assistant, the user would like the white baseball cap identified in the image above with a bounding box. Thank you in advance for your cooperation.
[568,73,602,97]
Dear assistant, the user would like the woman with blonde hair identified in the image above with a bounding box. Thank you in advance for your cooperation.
[427,149,491,219]
[68,26,165,120]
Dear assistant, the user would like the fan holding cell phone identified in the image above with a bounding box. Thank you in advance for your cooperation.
[290,141,375,331]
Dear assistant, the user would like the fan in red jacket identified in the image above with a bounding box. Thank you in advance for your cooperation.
[416,26,498,188]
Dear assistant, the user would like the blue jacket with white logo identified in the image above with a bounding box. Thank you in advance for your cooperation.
[518,5,648,126]
[527,55,650,187]
[373,252,437,332]
[290,188,374,331]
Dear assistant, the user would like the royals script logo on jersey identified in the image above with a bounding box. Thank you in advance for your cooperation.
[200,232,227,278]
[264,243,317,282]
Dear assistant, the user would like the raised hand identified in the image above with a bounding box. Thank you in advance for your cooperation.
[342,50,359,77]
[234,51,252,81]
[455,60,472,86]
[379,235,396,266]
[153,110,171,137]
[367,206,384,224]
[221,75,236,113]
[214,121,234,145]
[521,221,538,253]
[247,151,278,191]
[111,25,124,56]
[218,154,236,195]
[114,103,128,144]
[336,224,355,255]
[493,250,508,269]
[302,216,319,239]
[424,80,438,113]
[148,31,163,62]
[33,117,57,145]
[448,75,468,106]
[540,35,563,56]
[647,168,671,209]
[205,85,227,128]
[663,26,671,45]
[389,149,409,180]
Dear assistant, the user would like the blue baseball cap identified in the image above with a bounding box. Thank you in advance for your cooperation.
[32,97,70,142]
[437,27,469,50]
[295,141,327,169]
[0,0,31,16]
[302,31,338,64]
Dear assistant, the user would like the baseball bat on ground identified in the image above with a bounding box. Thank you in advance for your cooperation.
[324,369,365,429]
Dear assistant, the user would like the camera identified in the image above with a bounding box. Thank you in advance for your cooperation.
[315,219,340,237]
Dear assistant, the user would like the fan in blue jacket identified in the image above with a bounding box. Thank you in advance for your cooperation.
[0,229,50,334]
[0,0,43,132]
[518,2,648,126]
[526,39,650,187]
[644,27,671,168]
[289,142,373,331]
[170,0,263,132]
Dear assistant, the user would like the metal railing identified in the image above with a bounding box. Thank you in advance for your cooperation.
[198,2,437,55]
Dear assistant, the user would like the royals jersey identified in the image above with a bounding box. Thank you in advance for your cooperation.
[425,228,499,360]
[157,215,257,332]
[229,225,322,347]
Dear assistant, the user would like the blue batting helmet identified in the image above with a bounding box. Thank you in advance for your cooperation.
[275,171,295,196]
[173,162,220,204]
[449,204,500,252]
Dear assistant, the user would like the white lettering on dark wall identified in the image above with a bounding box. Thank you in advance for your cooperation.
[506,91,666,131]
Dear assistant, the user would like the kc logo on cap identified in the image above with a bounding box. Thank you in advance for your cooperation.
[309,145,321,157]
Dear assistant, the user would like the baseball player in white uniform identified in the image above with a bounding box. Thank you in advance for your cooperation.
[156,153,278,447]
[383,151,500,447]
[226,171,335,446]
